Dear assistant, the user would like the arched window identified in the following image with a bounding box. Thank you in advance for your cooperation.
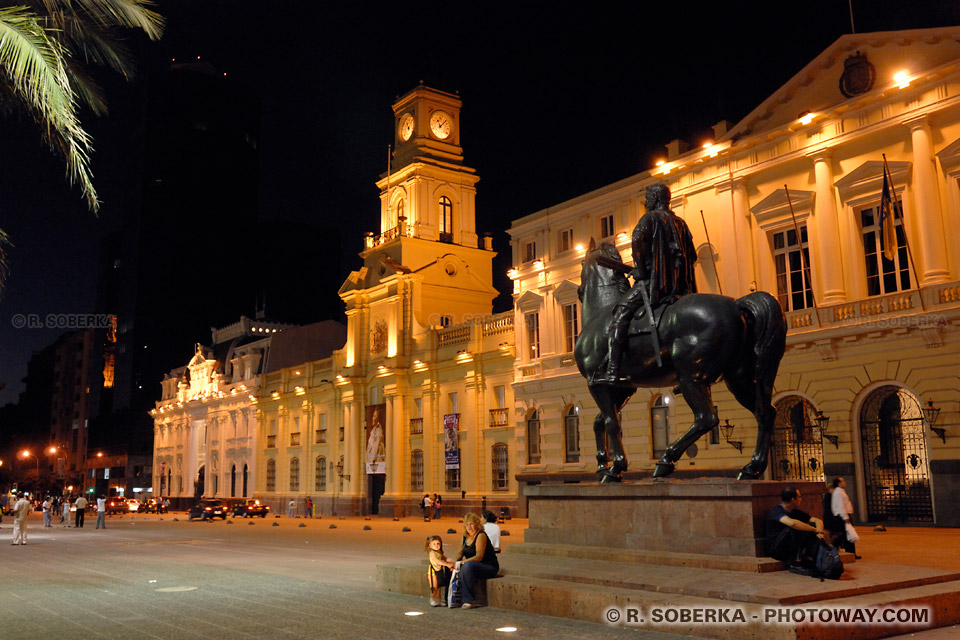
[438,196,453,242]
[651,396,669,459]
[527,410,541,464]
[564,406,580,463]
[230,464,236,497]
[242,464,248,497]
[492,443,509,491]
[411,449,424,491]
[396,199,404,222]
[289,457,300,492]
[266,459,276,492]
[315,456,326,492]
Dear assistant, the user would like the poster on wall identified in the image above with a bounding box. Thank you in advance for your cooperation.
[365,404,387,474]
[444,413,460,470]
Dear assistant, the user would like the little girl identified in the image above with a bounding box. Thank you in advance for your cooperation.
[425,535,456,606]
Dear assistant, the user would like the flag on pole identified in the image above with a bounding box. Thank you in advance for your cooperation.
[879,168,897,261]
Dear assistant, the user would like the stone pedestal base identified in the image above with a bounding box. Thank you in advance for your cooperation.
[524,479,825,557]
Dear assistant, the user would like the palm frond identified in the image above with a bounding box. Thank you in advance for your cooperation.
[73,0,164,40]
[0,228,11,296]
[0,6,99,211]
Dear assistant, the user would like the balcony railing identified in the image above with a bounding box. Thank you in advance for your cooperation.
[489,408,509,427]
[410,418,423,435]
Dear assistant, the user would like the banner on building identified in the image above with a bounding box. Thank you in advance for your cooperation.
[444,413,460,470]
[365,404,387,474]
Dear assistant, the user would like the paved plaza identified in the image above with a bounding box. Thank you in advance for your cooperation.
[2,510,959,639]
[0,511,685,639]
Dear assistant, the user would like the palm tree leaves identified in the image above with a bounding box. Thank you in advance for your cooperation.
[0,1,164,212]
[0,5,97,209]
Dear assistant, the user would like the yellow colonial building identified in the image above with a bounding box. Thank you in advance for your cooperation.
[154,87,521,517]
[509,27,960,525]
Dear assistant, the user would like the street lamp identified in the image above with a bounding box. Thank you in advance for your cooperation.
[719,419,742,453]
[924,400,945,444]
[815,411,838,449]
[20,450,39,488]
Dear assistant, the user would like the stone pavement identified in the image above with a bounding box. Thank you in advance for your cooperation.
[0,511,684,639]
[2,511,959,639]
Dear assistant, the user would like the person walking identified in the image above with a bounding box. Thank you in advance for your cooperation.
[305,496,313,518]
[12,493,31,545]
[288,499,296,518]
[60,497,70,524]
[433,494,442,520]
[74,495,88,528]
[42,496,52,528]
[95,495,107,529]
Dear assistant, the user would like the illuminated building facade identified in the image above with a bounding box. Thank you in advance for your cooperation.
[151,316,295,507]
[508,27,960,525]
[255,86,519,517]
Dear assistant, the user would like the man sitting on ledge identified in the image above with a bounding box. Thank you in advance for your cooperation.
[765,486,824,568]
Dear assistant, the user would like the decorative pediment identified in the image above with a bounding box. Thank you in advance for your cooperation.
[750,189,814,229]
[936,136,960,174]
[726,27,960,141]
[515,289,543,312]
[833,160,910,205]
[553,279,581,304]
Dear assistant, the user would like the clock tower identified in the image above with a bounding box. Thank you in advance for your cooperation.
[339,85,497,368]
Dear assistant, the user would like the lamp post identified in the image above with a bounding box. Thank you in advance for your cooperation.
[333,455,351,516]
[924,401,945,444]
[20,450,39,491]
[720,419,743,453]
[815,411,838,449]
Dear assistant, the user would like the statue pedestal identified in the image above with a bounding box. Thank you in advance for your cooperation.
[524,478,826,557]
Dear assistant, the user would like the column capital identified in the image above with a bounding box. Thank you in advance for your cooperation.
[903,113,931,131]
[805,147,833,162]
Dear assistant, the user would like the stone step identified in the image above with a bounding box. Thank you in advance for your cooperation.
[377,555,960,640]
[505,541,838,573]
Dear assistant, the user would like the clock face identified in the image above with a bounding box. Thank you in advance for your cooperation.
[398,113,414,141]
[429,111,453,139]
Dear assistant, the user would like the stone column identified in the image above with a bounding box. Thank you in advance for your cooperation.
[906,115,951,284]
[810,150,847,303]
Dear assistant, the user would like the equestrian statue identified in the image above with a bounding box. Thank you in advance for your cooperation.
[574,184,787,483]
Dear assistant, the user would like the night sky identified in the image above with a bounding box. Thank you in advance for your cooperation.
[2,1,959,405]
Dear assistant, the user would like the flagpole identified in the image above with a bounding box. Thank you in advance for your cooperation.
[699,210,723,296]
[881,154,926,312]
[784,185,822,327]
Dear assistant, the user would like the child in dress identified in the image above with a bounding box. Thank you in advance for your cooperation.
[425,535,456,606]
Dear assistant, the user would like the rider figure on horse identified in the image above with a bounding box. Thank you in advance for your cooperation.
[594,183,698,385]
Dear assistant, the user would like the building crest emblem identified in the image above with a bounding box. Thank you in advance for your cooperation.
[370,319,388,354]
[839,51,876,98]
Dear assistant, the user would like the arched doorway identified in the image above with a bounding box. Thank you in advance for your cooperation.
[242,464,248,497]
[859,386,933,522]
[230,465,237,498]
[771,396,825,482]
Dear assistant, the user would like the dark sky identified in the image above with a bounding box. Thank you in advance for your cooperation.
[1,0,959,405]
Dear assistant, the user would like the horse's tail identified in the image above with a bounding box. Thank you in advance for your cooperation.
[735,292,787,411]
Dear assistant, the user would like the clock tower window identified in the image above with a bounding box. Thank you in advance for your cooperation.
[438,196,453,243]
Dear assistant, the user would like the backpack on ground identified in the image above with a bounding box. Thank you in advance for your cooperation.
[814,540,844,581]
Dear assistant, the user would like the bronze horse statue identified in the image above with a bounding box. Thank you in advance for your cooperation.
[575,241,787,482]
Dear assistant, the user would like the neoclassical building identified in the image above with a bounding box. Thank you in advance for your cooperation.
[151,315,297,507]
[154,87,521,517]
[508,27,960,525]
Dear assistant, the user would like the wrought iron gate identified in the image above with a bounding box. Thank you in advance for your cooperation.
[771,396,825,482]
[859,386,933,523]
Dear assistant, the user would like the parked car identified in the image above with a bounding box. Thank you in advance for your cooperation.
[138,498,160,513]
[231,498,270,518]
[188,499,227,521]
[125,499,141,513]
[105,497,127,515]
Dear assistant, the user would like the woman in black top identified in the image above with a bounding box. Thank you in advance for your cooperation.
[455,512,499,609]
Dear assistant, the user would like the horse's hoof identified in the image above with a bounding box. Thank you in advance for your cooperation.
[653,461,675,478]
[599,470,623,483]
[737,468,760,480]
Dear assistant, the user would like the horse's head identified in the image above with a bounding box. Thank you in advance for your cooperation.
[578,239,630,312]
